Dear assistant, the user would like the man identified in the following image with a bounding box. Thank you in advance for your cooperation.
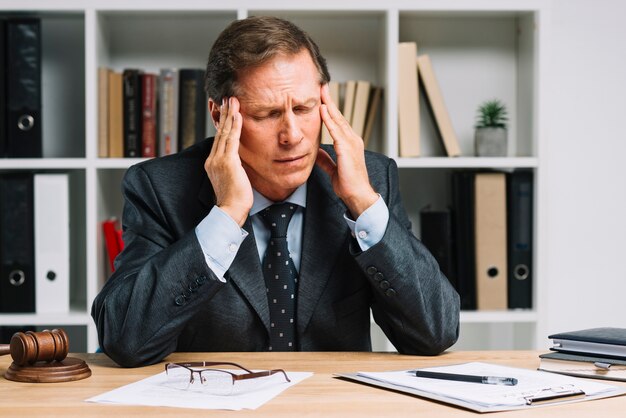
[92,16,459,367]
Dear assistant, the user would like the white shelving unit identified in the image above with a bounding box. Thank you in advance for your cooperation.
[0,0,549,353]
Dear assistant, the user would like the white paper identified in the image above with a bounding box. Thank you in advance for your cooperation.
[86,370,312,410]
[359,362,618,407]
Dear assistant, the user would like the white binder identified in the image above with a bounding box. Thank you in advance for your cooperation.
[34,173,70,313]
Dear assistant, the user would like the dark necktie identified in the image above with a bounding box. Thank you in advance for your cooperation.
[260,203,298,351]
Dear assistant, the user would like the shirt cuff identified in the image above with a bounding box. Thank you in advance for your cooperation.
[343,194,389,251]
[195,206,249,282]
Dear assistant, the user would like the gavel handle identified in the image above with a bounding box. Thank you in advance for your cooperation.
[0,344,9,356]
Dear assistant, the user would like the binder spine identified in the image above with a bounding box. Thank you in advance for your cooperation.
[0,173,35,313]
[34,174,70,313]
[0,19,7,157]
[507,171,533,309]
[6,18,42,158]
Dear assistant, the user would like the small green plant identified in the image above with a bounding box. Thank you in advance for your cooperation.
[475,99,508,129]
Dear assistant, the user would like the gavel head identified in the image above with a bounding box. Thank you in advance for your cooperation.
[10,329,69,366]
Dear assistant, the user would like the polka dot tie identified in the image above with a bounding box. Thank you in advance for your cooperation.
[260,203,298,351]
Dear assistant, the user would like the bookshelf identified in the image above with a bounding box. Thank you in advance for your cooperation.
[0,1,549,353]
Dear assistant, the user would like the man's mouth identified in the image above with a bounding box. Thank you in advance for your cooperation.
[276,155,306,163]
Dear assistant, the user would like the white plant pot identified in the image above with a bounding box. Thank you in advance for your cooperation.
[474,127,507,157]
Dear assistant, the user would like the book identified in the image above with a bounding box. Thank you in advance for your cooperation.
[539,351,626,382]
[451,171,476,310]
[34,173,70,313]
[363,86,382,149]
[98,67,111,158]
[321,81,340,145]
[178,69,206,151]
[122,69,142,157]
[159,69,179,156]
[0,173,35,313]
[108,71,124,158]
[397,42,420,157]
[350,80,371,138]
[474,172,508,310]
[102,218,122,273]
[416,54,461,157]
[550,328,626,359]
[507,170,533,309]
[419,207,456,289]
[5,18,42,158]
[342,80,357,126]
[141,73,157,158]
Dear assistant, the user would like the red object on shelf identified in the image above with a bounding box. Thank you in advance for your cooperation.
[102,218,123,272]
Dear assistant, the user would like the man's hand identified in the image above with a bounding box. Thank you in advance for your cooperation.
[316,84,379,219]
[204,97,252,226]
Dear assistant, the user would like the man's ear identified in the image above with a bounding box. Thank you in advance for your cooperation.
[208,98,220,129]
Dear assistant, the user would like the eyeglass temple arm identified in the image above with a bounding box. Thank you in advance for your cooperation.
[235,369,291,382]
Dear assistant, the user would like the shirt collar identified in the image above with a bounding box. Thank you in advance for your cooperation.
[250,183,307,216]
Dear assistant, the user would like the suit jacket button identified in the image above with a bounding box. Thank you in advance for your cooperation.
[174,295,185,306]
[374,272,384,282]
[188,281,199,292]
[196,275,207,285]
[379,280,390,290]
[366,266,377,276]
[385,288,396,297]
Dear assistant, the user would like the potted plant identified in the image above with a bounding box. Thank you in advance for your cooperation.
[474,99,508,157]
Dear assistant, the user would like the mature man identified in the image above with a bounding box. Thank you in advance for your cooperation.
[92,16,459,367]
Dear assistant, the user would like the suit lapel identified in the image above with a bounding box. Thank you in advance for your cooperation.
[197,179,270,334]
[298,166,349,334]
[225,217,271,333]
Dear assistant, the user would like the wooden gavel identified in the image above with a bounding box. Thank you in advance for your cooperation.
[0,329,69,366]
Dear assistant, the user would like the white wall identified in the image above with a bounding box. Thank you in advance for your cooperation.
[545,0,626,342]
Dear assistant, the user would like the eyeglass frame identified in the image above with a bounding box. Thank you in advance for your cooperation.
[164,361,291,387]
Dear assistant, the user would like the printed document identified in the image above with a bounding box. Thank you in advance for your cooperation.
[86,370,312,410]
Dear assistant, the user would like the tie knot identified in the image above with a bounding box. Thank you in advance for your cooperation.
[260,203,297,238]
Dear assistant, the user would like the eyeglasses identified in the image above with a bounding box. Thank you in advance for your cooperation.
[164,361,291,395]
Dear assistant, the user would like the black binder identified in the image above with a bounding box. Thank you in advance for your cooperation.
[0,173,36,312]
[420,207,456,290]
[451,171,476,310]
[123,69,142,158]
[0,18,7,156]
[178,69,207,151]
[507,170,533,309]
[5,18,42,158]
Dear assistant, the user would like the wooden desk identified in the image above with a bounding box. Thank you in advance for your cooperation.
[1,351,625,417]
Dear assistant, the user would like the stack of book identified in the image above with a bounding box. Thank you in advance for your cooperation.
[539,328,626,382]
[98,67,207,159]
[320,80,383,149]
[397,42,461,158]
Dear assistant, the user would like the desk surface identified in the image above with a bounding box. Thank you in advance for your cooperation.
[1,351,625,417]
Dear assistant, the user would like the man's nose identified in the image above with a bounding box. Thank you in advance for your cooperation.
[278,111,303,145]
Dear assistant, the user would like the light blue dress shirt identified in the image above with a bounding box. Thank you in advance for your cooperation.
[195,184,389,281]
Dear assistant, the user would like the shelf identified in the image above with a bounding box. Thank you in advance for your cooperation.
[460,310,538,324]
[0,311,92,326]
[395,157,539,169]
[0,1,548,352]
[0,158,88,170]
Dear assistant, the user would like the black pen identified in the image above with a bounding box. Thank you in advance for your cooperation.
[414,370,518,386]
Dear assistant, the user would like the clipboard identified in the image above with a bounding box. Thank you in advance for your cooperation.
[335,362,626,413]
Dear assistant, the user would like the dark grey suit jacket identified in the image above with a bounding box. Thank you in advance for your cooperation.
[91,139,459,367]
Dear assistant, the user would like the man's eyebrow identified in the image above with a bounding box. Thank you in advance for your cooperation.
[248,97,319,112]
